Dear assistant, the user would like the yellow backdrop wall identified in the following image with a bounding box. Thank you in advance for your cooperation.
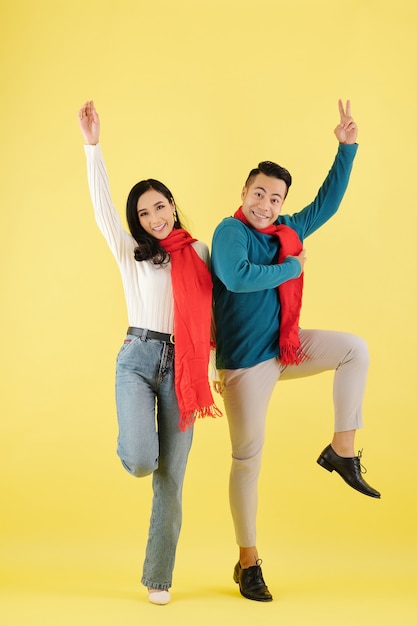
[1,1,416,624]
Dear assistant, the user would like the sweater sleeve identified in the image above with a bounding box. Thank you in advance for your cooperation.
[84,143,134,262]
[211,220,301,293]
[280,143,358,239]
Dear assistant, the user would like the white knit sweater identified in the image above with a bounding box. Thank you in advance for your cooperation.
[84,144,210,333]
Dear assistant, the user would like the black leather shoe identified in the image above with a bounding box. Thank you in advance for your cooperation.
[233,561,273,602]
[317,444,381,498]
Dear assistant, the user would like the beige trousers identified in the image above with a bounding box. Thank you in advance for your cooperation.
[219,329,369,547]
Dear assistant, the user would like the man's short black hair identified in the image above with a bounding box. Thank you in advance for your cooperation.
[245,161,292,197]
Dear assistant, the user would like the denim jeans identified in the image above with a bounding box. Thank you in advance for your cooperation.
[115,333,193,590]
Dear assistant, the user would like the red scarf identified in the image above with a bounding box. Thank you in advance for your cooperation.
[234,207,307,365]
[161,228,221,430]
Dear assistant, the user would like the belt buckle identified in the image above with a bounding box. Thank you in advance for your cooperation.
[169,334,175,344]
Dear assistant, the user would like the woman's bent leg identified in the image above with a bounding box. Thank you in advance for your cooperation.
[115,336,160,476]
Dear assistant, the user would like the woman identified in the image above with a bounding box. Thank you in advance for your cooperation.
[78,101,219,605]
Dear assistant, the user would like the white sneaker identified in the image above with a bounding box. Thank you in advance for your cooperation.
[148,589,171,605]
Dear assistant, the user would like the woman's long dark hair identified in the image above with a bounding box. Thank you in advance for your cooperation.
[126,179,183,265]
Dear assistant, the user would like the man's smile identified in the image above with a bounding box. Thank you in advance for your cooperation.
[252,211,269,220]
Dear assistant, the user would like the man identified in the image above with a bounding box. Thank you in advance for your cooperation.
[211,100,380,603]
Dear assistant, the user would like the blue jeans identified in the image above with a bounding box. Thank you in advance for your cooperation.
[115,333,193,590]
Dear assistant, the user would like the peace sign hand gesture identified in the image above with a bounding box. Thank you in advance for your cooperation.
[334,99,358,144]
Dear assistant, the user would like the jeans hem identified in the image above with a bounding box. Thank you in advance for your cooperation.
[141,577,171,591]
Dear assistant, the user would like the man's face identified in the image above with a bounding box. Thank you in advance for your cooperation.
[241,173,287,229]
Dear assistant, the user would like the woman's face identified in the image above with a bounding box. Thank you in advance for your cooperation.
[136,189,176,240]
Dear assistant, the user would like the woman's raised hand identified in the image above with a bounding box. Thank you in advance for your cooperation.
[78,100,100,145]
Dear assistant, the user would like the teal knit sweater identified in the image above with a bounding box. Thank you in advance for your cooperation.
[211,143,358,370]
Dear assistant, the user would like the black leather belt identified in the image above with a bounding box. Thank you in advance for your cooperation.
[127,327,175,344]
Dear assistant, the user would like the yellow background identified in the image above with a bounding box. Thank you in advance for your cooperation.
[1,0,416,624]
